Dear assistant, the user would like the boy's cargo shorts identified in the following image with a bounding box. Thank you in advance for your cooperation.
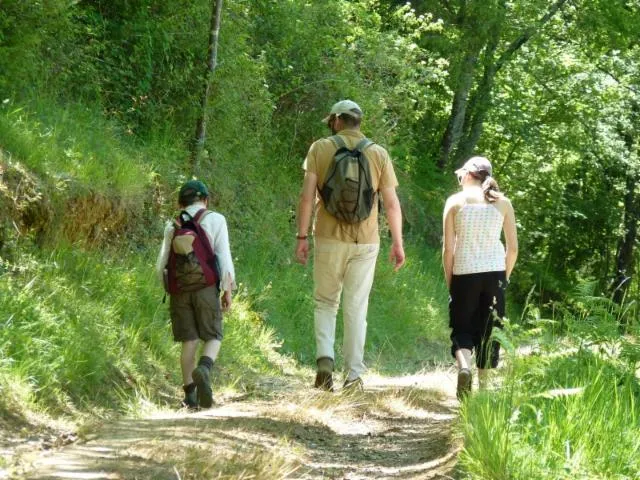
[169,285,223,342]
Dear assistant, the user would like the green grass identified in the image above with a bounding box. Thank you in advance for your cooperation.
[0,98,156,194]
[0,234,452,416]
[0,246,174,411]
[0,244,289,414]
[238,240,451,375]
[458,317,640,479]
[0,93,456,420]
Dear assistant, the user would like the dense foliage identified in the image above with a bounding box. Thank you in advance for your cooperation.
[3,0,639,306]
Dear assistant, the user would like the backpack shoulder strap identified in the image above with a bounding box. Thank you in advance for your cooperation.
[190,209,216,258]
[192,208,210,224]
[173,211,189,229]
[354,137,373,152]
[329,135,347,150]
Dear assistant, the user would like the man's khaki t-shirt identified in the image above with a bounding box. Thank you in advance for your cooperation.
[303,128,399,244]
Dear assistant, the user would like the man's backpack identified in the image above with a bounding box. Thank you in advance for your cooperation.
[165,209,219,295]
[319,135,375,224]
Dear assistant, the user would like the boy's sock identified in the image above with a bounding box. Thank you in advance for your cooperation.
[198,355,214,371]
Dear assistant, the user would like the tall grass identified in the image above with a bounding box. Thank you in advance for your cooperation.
[0,245,287,414]
[458,296,640,479]
[0,98,164,195]
[0,92,454,416]
[238,239,451,375]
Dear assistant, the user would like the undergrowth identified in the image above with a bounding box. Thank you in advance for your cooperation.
[459,290,640,479]
[0,245,288,415]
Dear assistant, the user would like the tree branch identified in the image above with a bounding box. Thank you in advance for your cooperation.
[494,0,569,74]
[594,64,640,95]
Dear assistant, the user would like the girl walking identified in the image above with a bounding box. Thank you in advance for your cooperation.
[442,156,518,399]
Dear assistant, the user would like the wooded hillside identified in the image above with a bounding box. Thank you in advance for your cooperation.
[1,1,639,478]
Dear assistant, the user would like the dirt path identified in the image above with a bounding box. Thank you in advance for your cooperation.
[14,370,462,479]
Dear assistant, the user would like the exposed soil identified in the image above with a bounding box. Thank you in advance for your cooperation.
[8,370,463,479]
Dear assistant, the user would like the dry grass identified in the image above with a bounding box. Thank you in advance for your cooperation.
[159,439,303,480]
[0,157,52,240]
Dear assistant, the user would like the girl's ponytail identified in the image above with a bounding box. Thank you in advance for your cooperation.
[481,174,501,203]
[470,170,501,202]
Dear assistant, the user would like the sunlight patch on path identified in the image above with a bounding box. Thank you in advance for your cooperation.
[21,370,463,479]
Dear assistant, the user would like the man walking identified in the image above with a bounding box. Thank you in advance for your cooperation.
[295,100,405,392]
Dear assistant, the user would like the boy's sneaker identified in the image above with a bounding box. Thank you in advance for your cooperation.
[181,384,198,410]
[192,365,213,408]
[342,377,363,393]
[314,357,334,392]
[457,368,472,400]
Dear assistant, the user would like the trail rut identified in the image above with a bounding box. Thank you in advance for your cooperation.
[14,370,463,479]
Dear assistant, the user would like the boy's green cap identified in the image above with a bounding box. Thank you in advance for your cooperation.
[179,179,209,198]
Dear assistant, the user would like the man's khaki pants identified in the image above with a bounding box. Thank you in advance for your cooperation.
[314,238,379,382]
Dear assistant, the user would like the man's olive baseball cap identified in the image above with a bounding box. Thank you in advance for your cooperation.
[322,100,363,123]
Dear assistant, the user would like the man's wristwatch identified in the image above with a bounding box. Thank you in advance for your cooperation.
[296,235,308,240]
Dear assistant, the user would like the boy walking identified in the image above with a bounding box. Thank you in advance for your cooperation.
[156,180,235,409]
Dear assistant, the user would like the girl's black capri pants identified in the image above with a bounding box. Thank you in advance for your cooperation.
[449,270,506,369]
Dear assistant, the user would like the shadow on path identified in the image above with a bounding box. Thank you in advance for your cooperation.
[22,371,462,479]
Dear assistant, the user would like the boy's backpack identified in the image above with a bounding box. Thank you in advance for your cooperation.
[319,135,375,224]
[165,209,219,295]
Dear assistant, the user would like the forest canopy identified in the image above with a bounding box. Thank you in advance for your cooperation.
[1,0,639,317]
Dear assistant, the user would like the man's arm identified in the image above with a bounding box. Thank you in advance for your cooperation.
[295,171,318,265]
[380,187,405,271]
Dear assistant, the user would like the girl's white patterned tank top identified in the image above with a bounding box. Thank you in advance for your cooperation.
[453,203,506,275]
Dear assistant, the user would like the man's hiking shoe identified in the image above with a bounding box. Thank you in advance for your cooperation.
[181,384,198,410]
[457,368,472,400]
[342,377,363,393]
[192,365,213,408]
[314,371,334,392]
[314,357,335,392]
[314,357,333,392]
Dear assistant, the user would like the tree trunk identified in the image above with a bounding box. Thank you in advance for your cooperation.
[191,0,223,175]
[612,105,639,308]
[612,173,638,306]
[454,25,501,165]
[436,48,480,169]
[437,0,569,170]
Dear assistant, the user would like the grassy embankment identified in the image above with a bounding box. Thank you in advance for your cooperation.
[459,290,640,479]
[0,97,451,427]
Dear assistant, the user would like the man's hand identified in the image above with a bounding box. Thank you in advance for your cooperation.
[222,290,232,311]
[389,243,405,271]
[295,238,309,265]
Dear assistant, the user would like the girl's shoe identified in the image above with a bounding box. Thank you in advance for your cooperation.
[457,368,472,400]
